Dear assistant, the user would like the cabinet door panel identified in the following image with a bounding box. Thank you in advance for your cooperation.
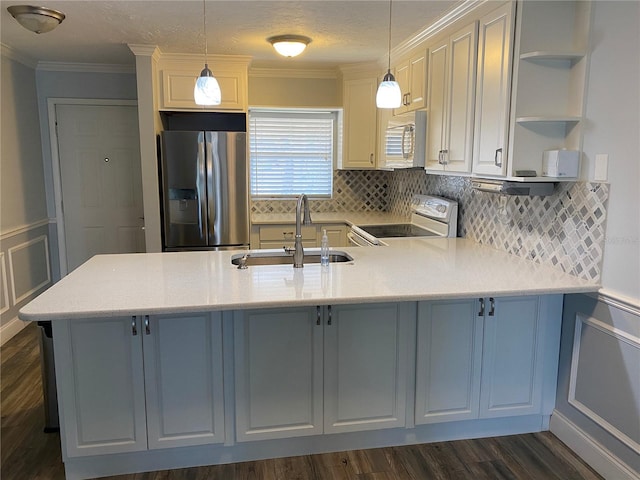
[144,313,225,449]
[446,22,478,173]
[426,41,448,170]
[472,2,514,176]
[480,296,543,417]
[416,300,483,424]
[324,303,408,433]
[342,77,377,169]
[234,308,323,441]
[54,318,147,457]
[408,53,427,110]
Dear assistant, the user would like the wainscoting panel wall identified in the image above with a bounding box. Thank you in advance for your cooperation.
[0,221,52,345]
[553,293,640,479]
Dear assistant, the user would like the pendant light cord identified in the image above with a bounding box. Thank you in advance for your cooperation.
[387,0,392,71]
[203,0,208,63]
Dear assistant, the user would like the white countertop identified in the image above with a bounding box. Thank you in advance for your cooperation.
[19,239,599,321]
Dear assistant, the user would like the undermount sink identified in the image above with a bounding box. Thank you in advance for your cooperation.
[231,250,353,267]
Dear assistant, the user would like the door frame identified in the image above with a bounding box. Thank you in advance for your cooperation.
[47,98,139,276]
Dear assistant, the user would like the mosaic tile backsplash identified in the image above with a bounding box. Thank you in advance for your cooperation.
[388,169,609,282]
[251,167,608,282]
[251,170,389,214]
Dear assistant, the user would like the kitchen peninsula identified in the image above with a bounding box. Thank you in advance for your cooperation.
[20,239,598,480]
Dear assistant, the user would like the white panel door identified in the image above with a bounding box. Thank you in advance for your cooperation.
[324,303,409,434]
[234,307,323,441]
[57,104,144,272]
[472,2,515,176]
[53,317,147,457]
[480,296,544,417]
[415,300,483,424]
[143,313,225,449]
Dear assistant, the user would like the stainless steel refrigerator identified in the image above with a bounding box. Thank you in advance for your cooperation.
[159,131,249,251]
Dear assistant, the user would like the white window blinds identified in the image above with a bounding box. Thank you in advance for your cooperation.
[249,109,335,198]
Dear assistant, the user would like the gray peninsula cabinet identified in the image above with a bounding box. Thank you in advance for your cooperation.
[53,313,225,457]
[51,295,562,478]
[233,303,414,441]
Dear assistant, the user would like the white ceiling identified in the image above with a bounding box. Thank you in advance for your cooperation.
[1,0,463,68]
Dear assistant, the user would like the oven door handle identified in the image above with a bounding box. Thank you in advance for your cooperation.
[347,229,379,247]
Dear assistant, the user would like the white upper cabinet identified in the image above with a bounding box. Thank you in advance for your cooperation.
[426,22,478,174]
[157,56,250,111]
[472,2,515,177]
[341,76,379,169]
[394,51,428,115]
[472,0,591,179]
[506,0,592,180]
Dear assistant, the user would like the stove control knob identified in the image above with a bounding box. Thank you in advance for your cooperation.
[436,204,446,213]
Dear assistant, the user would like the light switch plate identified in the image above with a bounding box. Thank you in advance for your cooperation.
[594,154,608,181]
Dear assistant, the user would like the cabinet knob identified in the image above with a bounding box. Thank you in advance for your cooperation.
[478,298,485,317]
[327,305,333,326]
[370,153,374,164]
[316,306,321,326]
[144,315,151,335]
[488,297,495,316]
[131,316,138,336]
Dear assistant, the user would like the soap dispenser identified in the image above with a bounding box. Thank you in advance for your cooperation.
[320,229,329,266]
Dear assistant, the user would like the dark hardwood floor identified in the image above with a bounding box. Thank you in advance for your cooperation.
[1,323,603,480]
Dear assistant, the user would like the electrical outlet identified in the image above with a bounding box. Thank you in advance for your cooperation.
[594,154,608,181]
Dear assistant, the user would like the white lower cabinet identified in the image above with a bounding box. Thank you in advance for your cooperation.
[415,296,560,425]
[233,303,413,442]
[54,313,225,457]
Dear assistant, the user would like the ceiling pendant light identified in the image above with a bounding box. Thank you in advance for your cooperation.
[376,0,402,109]
[7,5,65,34]
[194,0,221,106]
[268,35,311,58]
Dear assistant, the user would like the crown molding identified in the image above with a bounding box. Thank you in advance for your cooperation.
[35,62,135,73]
[390,0,488,61]
[1,43,38,69]
[128,44,161,62]
[249,67,338,79]
[159,51,252,67]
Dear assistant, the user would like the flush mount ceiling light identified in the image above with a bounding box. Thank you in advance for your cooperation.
[194,0,221,106]
[376,0,402,108]
[268,35,311,58]
[7,5,65,34]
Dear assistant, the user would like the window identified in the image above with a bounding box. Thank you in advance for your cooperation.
[249,109,337,198]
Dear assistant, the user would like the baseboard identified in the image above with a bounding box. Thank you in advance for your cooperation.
[0,316,29,346]
[550,410,639,480]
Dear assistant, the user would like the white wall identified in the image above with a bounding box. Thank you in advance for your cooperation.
[582,1,640,304]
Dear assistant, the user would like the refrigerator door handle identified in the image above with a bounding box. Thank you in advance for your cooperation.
[206,132,219,244]
[197,132,208,243]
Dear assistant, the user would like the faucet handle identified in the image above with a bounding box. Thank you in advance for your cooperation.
[237,254,250,269]
[283,246,294,254]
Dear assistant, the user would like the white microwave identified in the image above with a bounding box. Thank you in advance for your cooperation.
[383,110,426,169]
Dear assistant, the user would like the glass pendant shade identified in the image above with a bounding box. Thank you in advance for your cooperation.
[194,64,221,106]
[376,71,402,108]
